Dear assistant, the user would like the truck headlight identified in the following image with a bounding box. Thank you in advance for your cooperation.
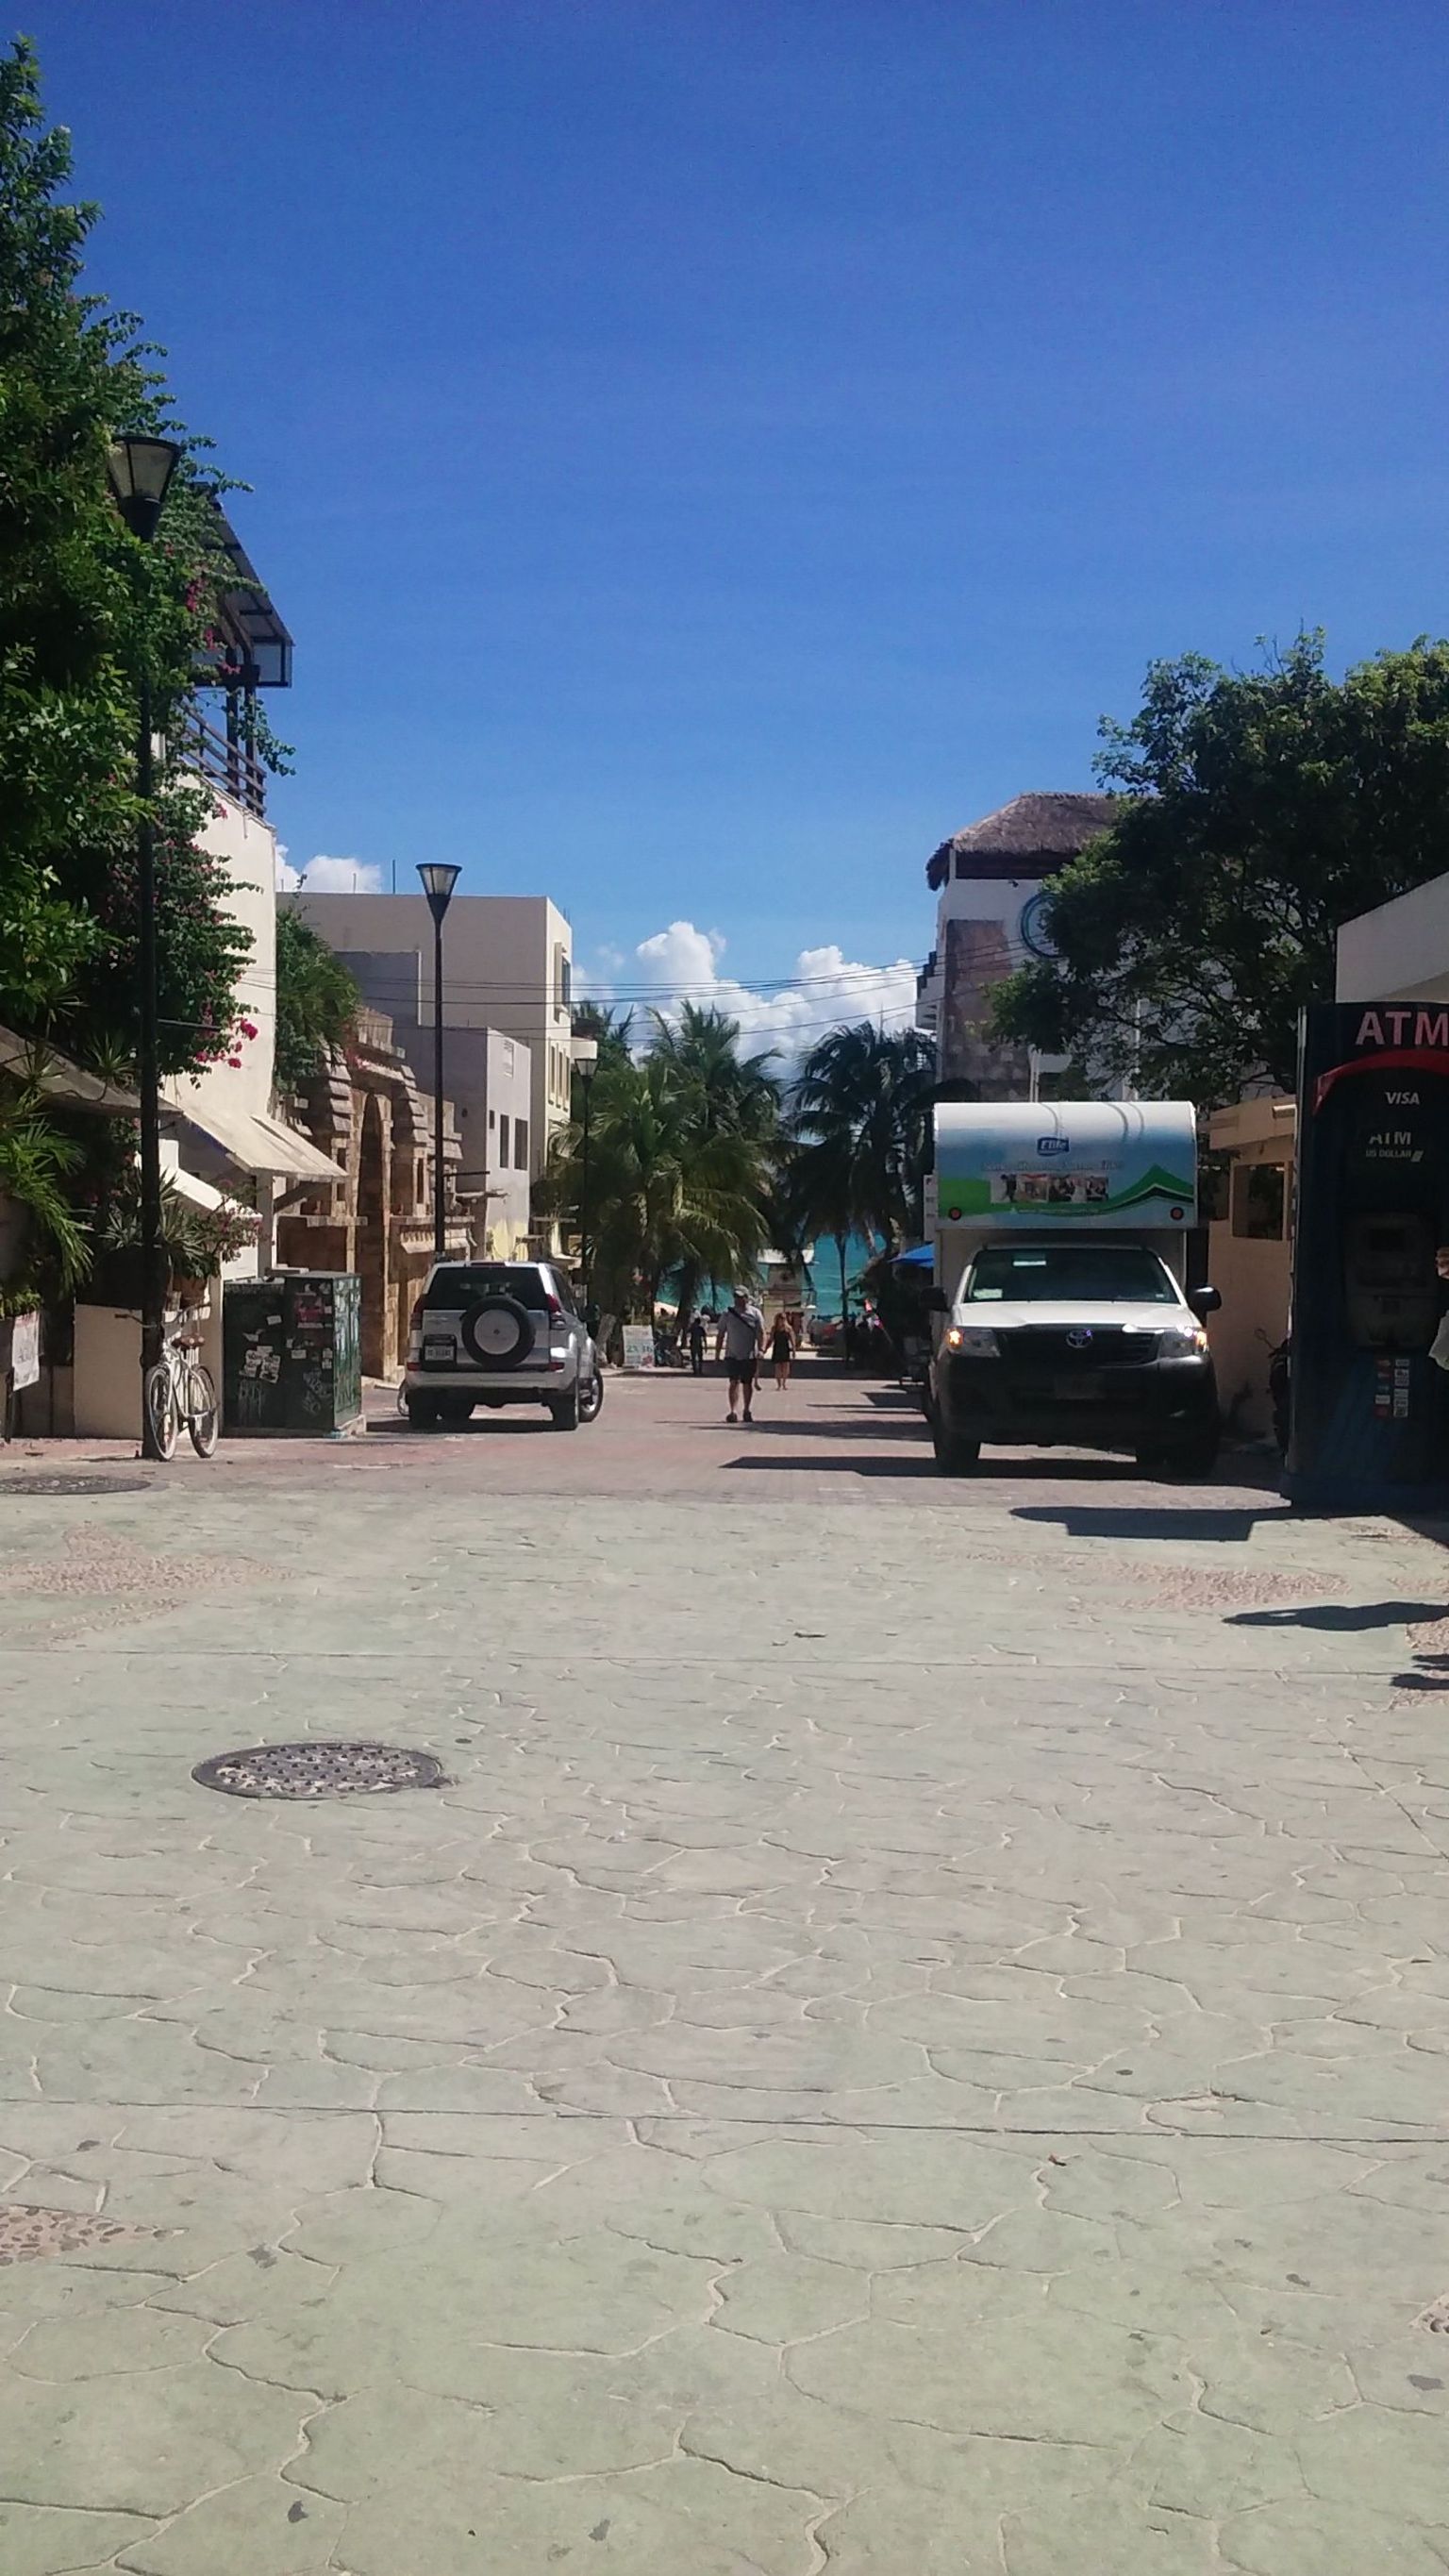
[944,1324,1000,1358]
[1158,1325,1209,1358]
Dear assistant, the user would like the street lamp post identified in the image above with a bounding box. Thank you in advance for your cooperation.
[417,865,461,1260]
[106,436,183,1459]
[573,1037,599,1314]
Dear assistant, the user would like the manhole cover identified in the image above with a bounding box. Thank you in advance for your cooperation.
[0,2206,155,2266]
[192,1741,448,1800]
[0,1475,153,1497]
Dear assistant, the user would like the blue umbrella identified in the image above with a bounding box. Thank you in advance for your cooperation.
[893,1243,933,1270]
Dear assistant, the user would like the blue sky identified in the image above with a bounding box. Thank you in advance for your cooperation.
[26,1,1449,1029]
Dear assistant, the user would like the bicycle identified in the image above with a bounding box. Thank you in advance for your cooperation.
[143,1317,220,1461]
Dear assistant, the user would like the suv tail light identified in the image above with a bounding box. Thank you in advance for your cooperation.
[408,1297,425,1331]
[545,1294,563,1322]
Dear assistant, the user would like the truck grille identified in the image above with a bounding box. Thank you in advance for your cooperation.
[1007,1328,1158,1371]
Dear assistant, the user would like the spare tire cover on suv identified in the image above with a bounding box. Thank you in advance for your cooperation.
[460,1296,536,1369]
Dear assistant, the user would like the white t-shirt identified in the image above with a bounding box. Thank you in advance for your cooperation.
[717,1303,764,1363]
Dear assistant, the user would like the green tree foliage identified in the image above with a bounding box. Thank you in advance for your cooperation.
[648,1002,780,1143]
[990,633,1449,1102]
[0,36,255,1075]
[0,1072,91,1296]
[582,1053,772,1319]
[274,909,360,1096]
[785,1023,937,1254]
[539,1008,775,1318]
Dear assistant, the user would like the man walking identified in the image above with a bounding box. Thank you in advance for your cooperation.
[687,1311,708,1376]
[716,1286,765,1425]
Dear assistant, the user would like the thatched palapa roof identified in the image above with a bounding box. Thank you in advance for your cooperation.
[926,792,1118,890]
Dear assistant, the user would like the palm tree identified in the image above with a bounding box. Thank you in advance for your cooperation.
[585,1052,771,1320]
[648,1003,780,1143]
[0,1073,92,1296]
[538,1028,774,1322]
[647,1006,779,1317]
[789,1022,937,1251]
[571,1001,634,1070]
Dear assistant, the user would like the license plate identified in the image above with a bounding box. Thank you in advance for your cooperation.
[424,1335,455,1361]
[1053,1376,1103,1399]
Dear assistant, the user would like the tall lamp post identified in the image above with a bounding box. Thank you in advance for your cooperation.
[417,864,461,1259]
[107,436,183,1459]
[573,1037,599,1315]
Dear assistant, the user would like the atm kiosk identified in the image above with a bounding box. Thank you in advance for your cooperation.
[1287,1001,1449,1508]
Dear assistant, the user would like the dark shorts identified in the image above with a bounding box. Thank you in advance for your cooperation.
[723,1351,758,1385]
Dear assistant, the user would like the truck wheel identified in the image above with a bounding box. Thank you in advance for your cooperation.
[549,1384,580,1430]
[932,1426,980,1476]
[406,1397,441,1430]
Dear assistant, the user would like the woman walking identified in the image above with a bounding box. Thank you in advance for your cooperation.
[769,1312,797,1393]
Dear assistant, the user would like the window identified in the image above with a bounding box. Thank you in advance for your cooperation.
[425,1264,549,1312]
[515,1118,529,1170]
[1231,1163,1287,1241]
[557,951,572,1008]
[964,1246,1181,1303]
[488,1109,495,1129]
[1199,1153,1231,1226]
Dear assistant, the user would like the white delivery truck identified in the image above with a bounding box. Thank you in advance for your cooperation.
[926,1100,1222,1478]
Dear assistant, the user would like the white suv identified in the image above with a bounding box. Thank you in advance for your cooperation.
[404,1261,604,1431]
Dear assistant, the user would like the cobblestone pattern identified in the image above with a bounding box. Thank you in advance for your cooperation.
[0,1397,1446,2572]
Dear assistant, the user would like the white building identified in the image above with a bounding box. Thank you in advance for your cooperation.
[159,505,344,1248]
[1337,871,1449,1006]
[290,891,575,1240]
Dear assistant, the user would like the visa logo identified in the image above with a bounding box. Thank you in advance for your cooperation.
[1386,1090,1421,1105]
[1037,1136,1070,1156]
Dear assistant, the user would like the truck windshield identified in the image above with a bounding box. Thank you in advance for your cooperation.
[964,1246,1181,1304]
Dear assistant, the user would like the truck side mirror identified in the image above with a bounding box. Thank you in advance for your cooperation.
[924,1285,949,1314]
[1190,1284,1222,1319]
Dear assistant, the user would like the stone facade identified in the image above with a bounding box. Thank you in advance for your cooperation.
[937,916,1034,1101]
[276,1009,471,1379]
[917,793,1118,1099]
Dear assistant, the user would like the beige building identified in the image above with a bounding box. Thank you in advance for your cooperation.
[277,1008,470,1378]
[291,892,573,1233]
[1203,863,1449,1438]
[1203,1096,1295,1438]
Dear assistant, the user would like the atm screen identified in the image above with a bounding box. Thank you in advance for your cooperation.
[1342,1212,1438,1351]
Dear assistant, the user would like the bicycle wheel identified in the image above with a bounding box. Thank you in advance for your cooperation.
[143,1362,179,1462]
[185,1361,220,1459]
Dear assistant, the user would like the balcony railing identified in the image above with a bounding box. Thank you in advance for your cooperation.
[177,704,267,819]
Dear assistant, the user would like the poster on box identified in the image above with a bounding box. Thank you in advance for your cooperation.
[933,1102,1196,1230]
[621,1325,656,1372]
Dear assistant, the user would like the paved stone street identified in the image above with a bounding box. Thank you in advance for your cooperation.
[2,1364,1449,2573]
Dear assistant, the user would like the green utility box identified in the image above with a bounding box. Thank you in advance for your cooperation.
[223,1272,362,1435]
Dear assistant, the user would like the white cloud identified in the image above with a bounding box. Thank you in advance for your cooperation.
[275,853,384,894]
[590,920,920,1066]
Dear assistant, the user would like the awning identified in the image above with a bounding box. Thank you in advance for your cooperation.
[162,1090,344,1185]
[0,1025,140,1113]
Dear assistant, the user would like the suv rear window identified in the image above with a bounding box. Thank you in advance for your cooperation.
[425,1265,550,1311]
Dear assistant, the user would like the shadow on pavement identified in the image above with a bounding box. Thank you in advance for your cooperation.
[707,1413,926,1443]
[723,1453,941,1479]
[1016,1503,1291,1542]
[1227,1599,1448,1631]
